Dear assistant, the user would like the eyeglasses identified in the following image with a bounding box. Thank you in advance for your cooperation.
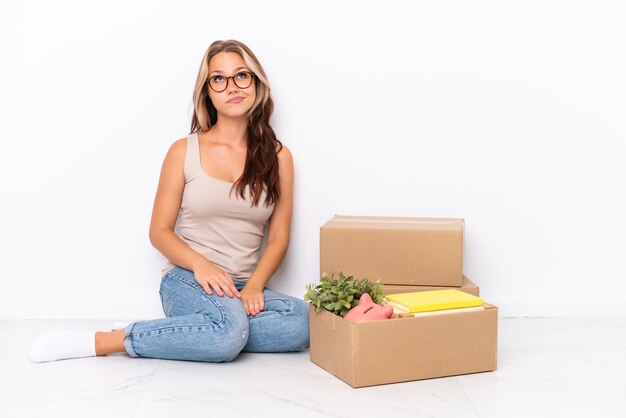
[206,71,256,92]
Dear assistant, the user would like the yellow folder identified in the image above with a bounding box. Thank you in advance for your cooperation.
[385,289,484,313]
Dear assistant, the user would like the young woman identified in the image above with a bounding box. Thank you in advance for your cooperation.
[30,39,310,363]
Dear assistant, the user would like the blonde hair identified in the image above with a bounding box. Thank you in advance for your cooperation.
[190,40,282,207]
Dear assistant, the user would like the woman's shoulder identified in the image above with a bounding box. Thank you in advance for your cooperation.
[276,143,293,173]
[276,142,292,160]
[170,135,190,154]
[161,136,189,166]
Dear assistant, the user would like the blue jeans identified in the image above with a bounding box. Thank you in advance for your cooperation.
[122,266,310,362]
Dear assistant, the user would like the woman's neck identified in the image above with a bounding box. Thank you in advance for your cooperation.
[209,117,247,147]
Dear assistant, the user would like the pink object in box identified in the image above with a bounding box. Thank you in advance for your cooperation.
[344,293,393,323]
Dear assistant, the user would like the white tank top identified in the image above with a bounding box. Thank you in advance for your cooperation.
[161,132,275,282]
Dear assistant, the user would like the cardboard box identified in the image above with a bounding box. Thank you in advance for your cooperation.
[383,275,479,297]
[309,303,498,388]
[320,215,464,286]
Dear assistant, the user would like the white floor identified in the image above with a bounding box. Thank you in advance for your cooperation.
[1,317,625,418]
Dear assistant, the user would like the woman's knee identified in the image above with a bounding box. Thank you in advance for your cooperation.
[221,317,250,361]
[200,310,249,362]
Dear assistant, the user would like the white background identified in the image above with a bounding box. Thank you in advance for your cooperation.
[0,0,624,319]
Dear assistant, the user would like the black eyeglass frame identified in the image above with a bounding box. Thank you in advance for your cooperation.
[206,71,256,92]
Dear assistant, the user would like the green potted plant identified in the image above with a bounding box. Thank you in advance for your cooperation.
[304,271,385,318]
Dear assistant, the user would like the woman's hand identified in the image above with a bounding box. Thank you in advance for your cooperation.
[192,261,241,299]
[240,285,265,316]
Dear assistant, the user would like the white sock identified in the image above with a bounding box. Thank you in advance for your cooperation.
[105,321,134,331]
[29,330,97,363]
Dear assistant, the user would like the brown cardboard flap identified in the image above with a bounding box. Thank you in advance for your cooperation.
[383,275,480,297]
[326,216,464,231]
[332,215,464,222]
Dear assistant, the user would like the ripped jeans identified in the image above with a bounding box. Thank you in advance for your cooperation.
[122,266,310,362]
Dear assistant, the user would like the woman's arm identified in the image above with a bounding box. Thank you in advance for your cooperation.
[148,138,209,271]
[149,138,240,298]
[244,145,294,292]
